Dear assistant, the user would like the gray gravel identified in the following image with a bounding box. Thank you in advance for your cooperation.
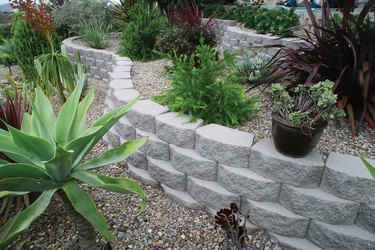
[3,76,278,250]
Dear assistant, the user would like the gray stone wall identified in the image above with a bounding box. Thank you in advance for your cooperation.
[62,38,375,250]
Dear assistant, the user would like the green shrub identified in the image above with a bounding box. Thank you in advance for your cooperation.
[252,8,299,37]
[155,44,260,126]
[52,0,113,36]
[156,25,216,56]
[79,21,111,49]
[0,24,12,45]
[118,3,167,61]
[10,16,59,83]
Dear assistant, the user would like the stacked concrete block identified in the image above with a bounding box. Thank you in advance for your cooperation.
[63,35,375,250]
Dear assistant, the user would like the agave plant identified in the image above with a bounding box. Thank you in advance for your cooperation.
[0,79,148,249]
[252,0,375,136]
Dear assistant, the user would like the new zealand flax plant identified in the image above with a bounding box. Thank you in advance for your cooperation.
[0,77,148,249]
[251,0,375,136]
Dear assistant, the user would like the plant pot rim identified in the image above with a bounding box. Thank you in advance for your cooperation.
[271,113,328,130]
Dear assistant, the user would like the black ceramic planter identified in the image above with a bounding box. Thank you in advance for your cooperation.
[271,115,327,158]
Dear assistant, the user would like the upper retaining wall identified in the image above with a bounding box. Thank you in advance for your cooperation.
[62,38,375,250]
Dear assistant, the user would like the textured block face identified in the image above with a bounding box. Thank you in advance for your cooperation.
[156,112,203,149]
[114,117,136,141]
[170,145,217,181]
[268,233,323,250]
[249,138,324,188]
[126,150,148,170]
[355,203,375,234]
[127,164,158,187]
[112,89,142,107]
[241,199,309,238]
[195,124,254,168]
[279,185,360,225]
[161,184,203,209]
[187,177,240,211]
[127,100,169,133]
[307,221,375,250]
[109,79,134,90]
[106,128,121,148]
[148,157,186,191]
[321,152,375,205]
[217,165,280,202]
[136,129,169,161]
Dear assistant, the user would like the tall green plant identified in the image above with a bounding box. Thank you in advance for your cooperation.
[0,80,148,249]
[118,2,167,61]
[156,44,260,126]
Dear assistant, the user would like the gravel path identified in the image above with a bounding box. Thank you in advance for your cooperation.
[2,75,278,249]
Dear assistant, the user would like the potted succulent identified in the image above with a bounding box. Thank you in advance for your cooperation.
[267,80,344,157]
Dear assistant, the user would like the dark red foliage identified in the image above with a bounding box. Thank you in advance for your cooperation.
[252,0,375,136]
[173,1,217,32]
[10,0,54,37]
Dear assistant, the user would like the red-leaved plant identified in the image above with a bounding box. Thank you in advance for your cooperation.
[250,0,375,136]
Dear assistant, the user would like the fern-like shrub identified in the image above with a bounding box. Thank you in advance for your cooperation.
[117,3,166,61]
[11,15,60,83]
[155,44,260,126]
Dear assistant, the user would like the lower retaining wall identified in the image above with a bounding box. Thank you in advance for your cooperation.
[62,38,375,250]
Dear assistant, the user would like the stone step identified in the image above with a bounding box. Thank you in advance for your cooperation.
[112,65,131,72]
[114,117,136,141]
[307,220,375,250]
[268,232,322,250]
[217,165,280,202]
[241,199,309,237]
[161,183,203,209]
[109,79,134,90]
[249,138,324,188]
[155,112,203,149]
[170,145,217,181]
[356,203,375,234]
[187,177,240,211]
[127,100,169,133]
[136,129,169,161]
[109,71,131,80]
[126,150,148,170]
[127,164,158,187]
[195,124,254,168]
[279,185,360,225]
[148,157,186,191]
[321,152,375,205]
[112,89,142,107]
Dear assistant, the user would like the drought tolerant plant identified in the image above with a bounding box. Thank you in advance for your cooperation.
[0,79,147,249]
[155,44,260,126]
[256,0,375,136]
[268,80,345,128]
[156,1,217,56]
[52,0,113,37]
[234,52,270,85]
[359,155,375,179]
[0,40,15,75]
[111,0,137,28]
[118,1,167,61]
[78,21,111,49]
[215,203,249,249]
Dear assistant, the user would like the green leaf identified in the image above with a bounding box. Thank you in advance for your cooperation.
[44,145,74,182]
[0,190,55,249]
[20,113,36,136]
[30,87,56,145]
[70,88,94,138]
[6,125,54,162]
[359,155,375,179]
[55,83,83,146]
[0,163,50,179]
[71,170,146,214]
[0,178,61,192]
[62,181,116,242]
[0,191,29,198]
[0,134,41,166]
[76,137,148,170]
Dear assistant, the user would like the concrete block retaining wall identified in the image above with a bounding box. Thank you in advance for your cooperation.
[62,38,375,250]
